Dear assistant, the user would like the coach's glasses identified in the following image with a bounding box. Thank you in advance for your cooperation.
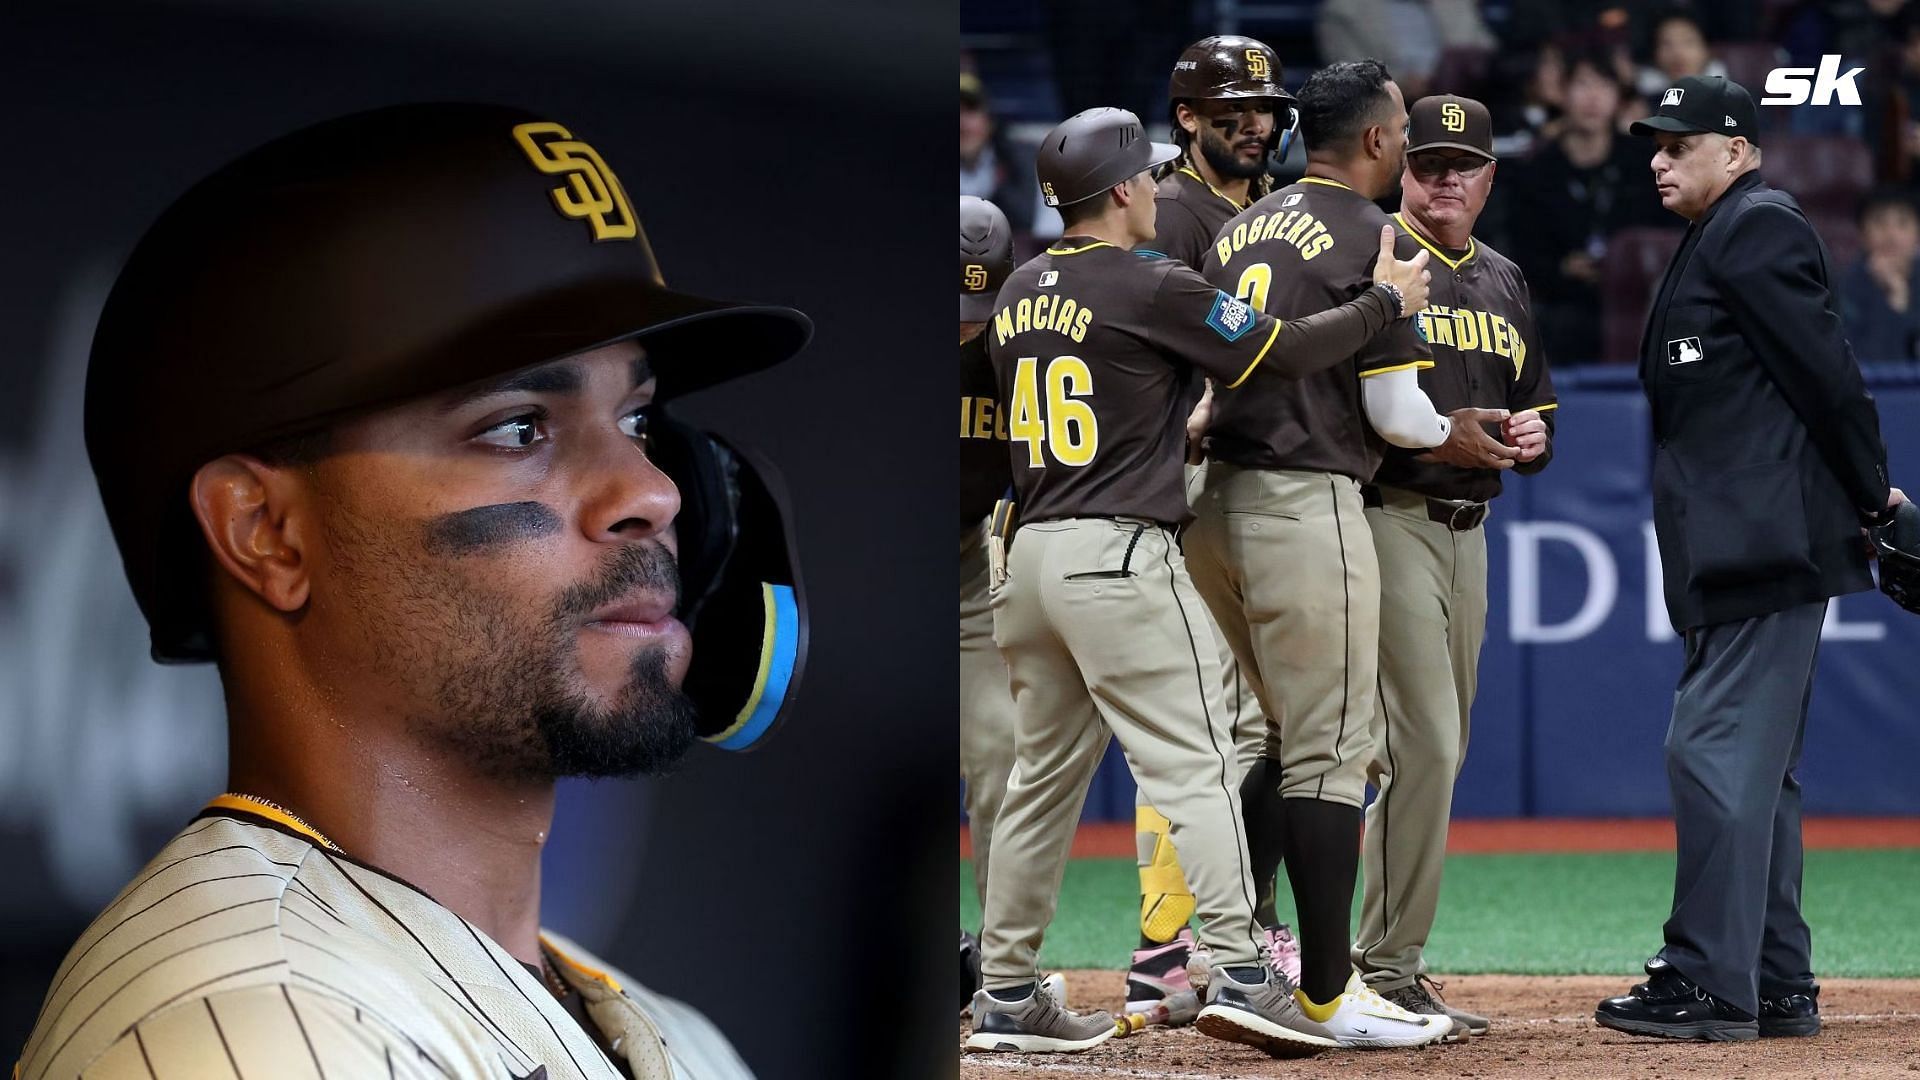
[1409,152,1492,180]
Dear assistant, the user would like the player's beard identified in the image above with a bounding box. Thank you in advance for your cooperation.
[325,505,699,783]
[1198,126,1269,181]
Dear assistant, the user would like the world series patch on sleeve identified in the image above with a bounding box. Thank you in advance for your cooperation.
[1206,291,1256,342]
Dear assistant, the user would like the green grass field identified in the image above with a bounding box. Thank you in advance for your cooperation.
[960,850,1920,977]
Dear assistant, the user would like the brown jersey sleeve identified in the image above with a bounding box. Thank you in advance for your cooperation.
[1147,259,1396,389]
[1356,230,1435,378]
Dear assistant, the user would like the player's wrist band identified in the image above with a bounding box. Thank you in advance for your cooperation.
[1375,281,1405,318]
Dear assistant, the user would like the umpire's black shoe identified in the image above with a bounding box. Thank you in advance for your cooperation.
[1759,987,1820,1037]
[1594,958,1759,1042]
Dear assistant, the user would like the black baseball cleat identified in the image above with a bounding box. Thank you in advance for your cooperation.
[1594,958,1758,1041]
[1759,987,1820,1037]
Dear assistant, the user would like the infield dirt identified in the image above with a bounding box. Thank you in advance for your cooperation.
[961,970,1920,1078]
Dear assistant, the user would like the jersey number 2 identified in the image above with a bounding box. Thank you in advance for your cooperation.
[1010,355,1098,468]
[1234,263,1272,312]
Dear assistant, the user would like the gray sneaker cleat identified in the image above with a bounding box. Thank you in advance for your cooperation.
[964,978,1118,1054]
[1194,964,1339,1059]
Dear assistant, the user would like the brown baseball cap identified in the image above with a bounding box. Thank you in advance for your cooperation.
[1407,94,1495,160]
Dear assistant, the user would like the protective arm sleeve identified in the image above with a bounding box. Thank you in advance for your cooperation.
[1361,365,1451,448]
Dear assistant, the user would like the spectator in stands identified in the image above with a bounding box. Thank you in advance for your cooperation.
[1315,0,1497,102]
[1488,40,1567,160]
[1504,50,1673,364]
[1634,11,1727,102]
[1839,188,1920,360]
[960,72,1041,235]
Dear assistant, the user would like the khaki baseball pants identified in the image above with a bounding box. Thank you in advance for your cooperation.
[980,517,1264,986]
[1183,463,1379,809]
[1351,485,1488,989]
[961,520,1018,909]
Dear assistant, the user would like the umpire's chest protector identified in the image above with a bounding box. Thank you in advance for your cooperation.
[1639,177,1873,631]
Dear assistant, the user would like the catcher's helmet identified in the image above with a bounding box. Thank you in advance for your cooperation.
[1035,107,1180,209]
[86,103,809,750]
[959,196,1014,322]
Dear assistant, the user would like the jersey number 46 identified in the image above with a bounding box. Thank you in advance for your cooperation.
[1010,355,1099,468]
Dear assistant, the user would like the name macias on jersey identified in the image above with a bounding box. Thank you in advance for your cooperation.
[993,293,1095,345]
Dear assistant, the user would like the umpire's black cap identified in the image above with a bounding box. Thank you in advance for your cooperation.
[1630,74,1759,143]
[86,102,813,662]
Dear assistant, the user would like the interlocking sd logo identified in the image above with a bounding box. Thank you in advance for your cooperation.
[964,264,989,291]
[1441,102,1466,132]
[1245,49,1270,81]
[512,122,638,241]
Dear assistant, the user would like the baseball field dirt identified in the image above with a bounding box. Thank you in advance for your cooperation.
[960,971,1920,1078]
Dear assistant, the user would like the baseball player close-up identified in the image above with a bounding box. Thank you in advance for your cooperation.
[1125,33,1303,1029]
[966,104,1432,1059]
[1187,59,1518,1050]
[1353,92,1556,1037]
[15,104,811,1080]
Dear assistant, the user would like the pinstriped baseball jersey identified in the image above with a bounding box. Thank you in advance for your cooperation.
[16,806,749,1080]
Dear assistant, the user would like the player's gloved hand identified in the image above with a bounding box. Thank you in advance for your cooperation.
[1418,407,1521,470]
[1373,224,1431,316]
[1502,409,1549,462]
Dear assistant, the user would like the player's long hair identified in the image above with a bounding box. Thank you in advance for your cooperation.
[1156,101,1275,203]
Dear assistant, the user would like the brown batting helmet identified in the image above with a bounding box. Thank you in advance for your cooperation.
[960,196,1014,322]
[1035,107,1179,208]
[1167,35,1298,165]
[1168,35,1290,103]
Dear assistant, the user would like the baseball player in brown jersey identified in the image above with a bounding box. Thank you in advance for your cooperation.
[959,194,1017,1004]
[966,106,1432,1059]
[1188,60,1519,1050]
[17,104,813,1080]
[1126,33,1304,1027]
[1352,94,1556,1039]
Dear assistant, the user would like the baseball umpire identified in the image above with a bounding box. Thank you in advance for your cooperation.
[1188,60,1516,1050]
[1595,74,1906,1041]
[1125,33,1302,1027]
[18,104,810,1079]
[1351,94,1556,1039]
[966,105,1431,1058]
[959,194,1017,1003]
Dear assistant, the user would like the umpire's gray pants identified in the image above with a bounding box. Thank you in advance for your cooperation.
[1658,599,1825,1018]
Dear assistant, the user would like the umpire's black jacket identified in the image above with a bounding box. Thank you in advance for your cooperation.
[1641,170,1890,632]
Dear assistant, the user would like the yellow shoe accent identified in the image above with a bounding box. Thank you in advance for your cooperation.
[1292,988,1342,1024]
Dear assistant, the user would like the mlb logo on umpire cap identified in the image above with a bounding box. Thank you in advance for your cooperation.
[1662,87,1684,106]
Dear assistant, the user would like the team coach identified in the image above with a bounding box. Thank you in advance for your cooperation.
[1595,74,1908,1041]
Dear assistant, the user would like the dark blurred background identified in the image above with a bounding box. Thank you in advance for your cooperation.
[0,2,953,1078]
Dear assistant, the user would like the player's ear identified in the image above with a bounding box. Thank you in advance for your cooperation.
[1175,102,1200,137]
[189,454,313,614]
